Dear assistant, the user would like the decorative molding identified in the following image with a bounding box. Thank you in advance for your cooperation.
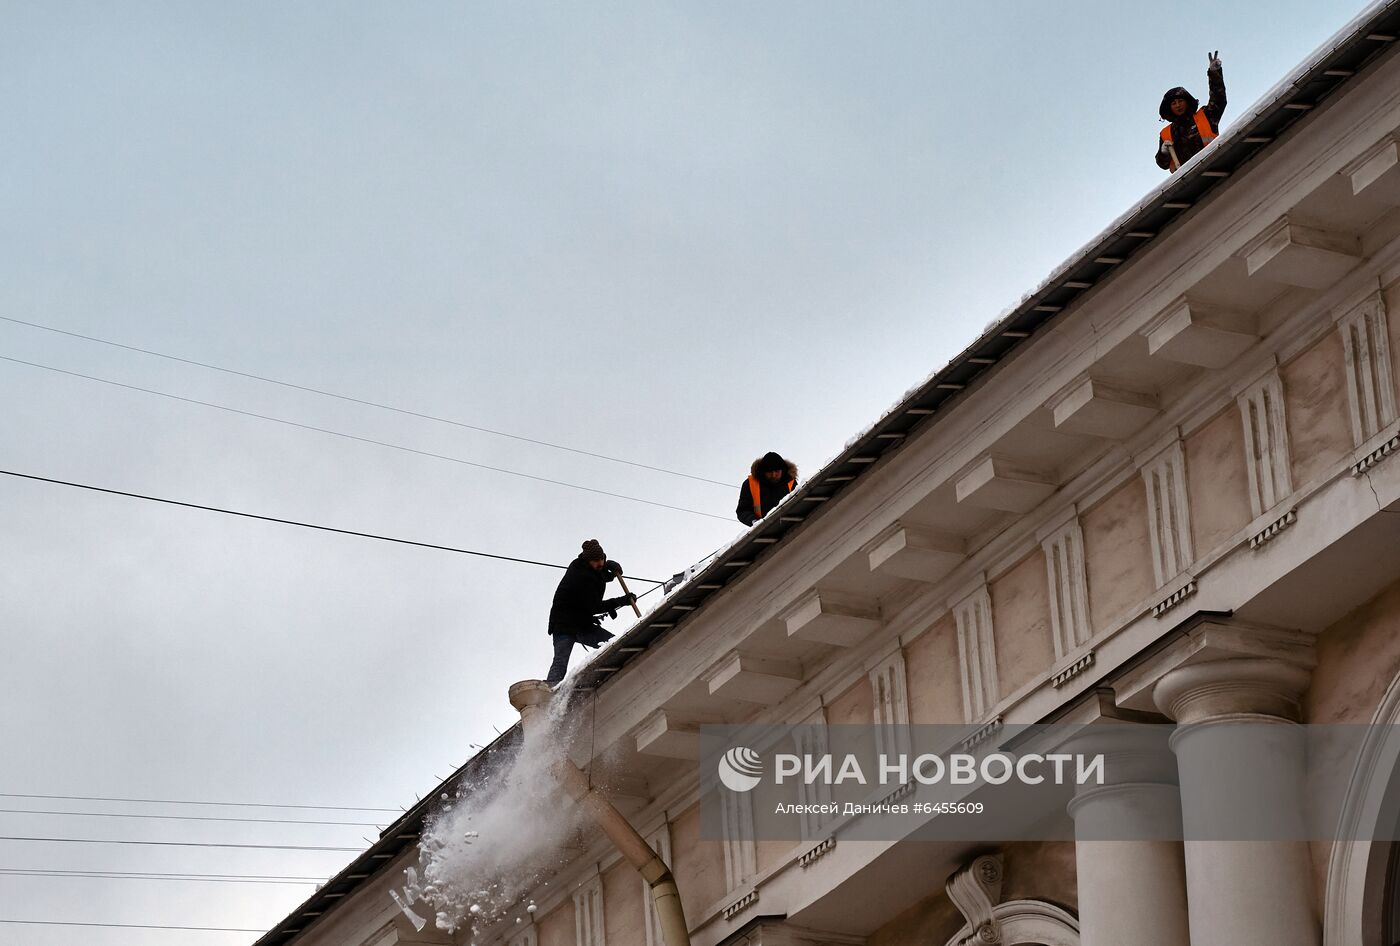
[1041,517,1093,659]
[792,707,832,838]
[1353,430,1400,476]
[571,874,604,946]
[1049,374,1159,439]
[720,785,757,894]
[1343,133,1400,203]
[1249,508,1298,549]
[1151,580,1197,617]
[635,708,717,761]
[960,716,1004,752]
[880,781,915,806]
[783,588,881,648]
[866,521,966,583]
[1339,290,1397,447]
[641,823,673,946]
[1242,215,1362,289]
[1031,504,1079,544]
[1322,665,1400,946]
[722,889,759,921]
[945,853,1080,946]
[953,581,999,723]
[1226,350,1285,399]
[722,783,756,895]
[797,836,836,869]
[955,454,1057,513]
[1143,297,1258,368]
[1237,368,1294,518]
[1050,651,1095,688]
[944,902,1080,946]
[869,650,911,760]
[1141,437,1194,587]
[1154,655,1314,724]
[705,650,803,706]
[946,854,1004,945]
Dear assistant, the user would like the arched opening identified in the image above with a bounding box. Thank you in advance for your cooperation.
[1326,673,1400,945]
[942,900,1079,946]
[1381,798,1400,945]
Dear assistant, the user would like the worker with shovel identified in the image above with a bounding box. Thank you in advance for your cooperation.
[1157,51,1227,172]
[545,539,638,685]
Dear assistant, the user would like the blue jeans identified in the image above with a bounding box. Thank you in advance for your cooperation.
[546,633,575,684]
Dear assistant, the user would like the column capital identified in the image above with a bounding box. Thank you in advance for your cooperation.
[1110,616,1315,712]
[1062,724,1178,789]
[1025,688,1176,787]
[1153,657,1312,724]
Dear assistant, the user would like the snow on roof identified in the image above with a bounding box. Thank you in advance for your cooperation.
[256,5,1400,942]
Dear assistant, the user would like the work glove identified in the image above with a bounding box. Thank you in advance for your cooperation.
[1207,50,1222,73]
[601,593,637,615]
[1158,139,1172,156]
[605,560,624,578]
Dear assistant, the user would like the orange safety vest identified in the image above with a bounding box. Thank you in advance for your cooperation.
[1160,110,1218,170]
[748,474,795,521]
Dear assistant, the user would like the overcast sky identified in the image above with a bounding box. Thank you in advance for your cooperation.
[0,1,1365,940]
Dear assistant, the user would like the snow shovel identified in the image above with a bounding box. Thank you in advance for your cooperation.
[616,574,643,618]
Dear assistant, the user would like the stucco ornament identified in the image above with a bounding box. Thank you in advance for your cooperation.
[944,853,1080,946]
[946,854,1004,945]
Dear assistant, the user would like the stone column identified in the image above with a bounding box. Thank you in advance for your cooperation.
[1065,725,1192,946]
[1154,658,1319,946]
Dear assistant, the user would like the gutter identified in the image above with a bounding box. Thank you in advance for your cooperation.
[509,680,692,946]
[254,3,1400,942]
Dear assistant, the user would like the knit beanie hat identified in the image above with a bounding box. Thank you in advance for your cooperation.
[580,539,606,561]
[758,452,787,474]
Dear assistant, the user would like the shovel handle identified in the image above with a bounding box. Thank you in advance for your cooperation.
[615,575,643,618]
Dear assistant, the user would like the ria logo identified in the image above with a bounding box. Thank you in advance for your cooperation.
[717,746,763,792]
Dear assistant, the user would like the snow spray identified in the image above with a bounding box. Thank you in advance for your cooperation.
[403,680,587,935]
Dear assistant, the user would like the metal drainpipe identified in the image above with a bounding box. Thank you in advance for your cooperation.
[508,680,692,946]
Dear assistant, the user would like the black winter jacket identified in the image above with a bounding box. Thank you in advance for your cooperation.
[547,559,627,646]
[1155,67,1226,170]
[735,456,799,526]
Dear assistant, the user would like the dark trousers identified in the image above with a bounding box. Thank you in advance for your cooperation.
[546,632,575,684]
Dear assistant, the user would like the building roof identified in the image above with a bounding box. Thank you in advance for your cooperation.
[255,4,1400,942]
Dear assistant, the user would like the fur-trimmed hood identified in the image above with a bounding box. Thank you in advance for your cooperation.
[750,453,798,480]
[1159,86,1200,121]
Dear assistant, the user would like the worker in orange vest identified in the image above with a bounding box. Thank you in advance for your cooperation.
[736,452,798,526]
[1156,51,1226,172]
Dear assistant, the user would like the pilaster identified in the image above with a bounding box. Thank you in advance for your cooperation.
[951,578,999,722]
[1040,514,1093,659]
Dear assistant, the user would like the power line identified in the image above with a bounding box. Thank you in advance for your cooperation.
[0,807,383,827]
[0,918,265,933]
[0,469,668,584]
[1,867,325,881]
[0,868,319,886]
[0,313,733,487]
[0,355,734,521]
[0,791,397,812]
[0,835,364,852]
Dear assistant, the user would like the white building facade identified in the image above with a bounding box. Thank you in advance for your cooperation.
[258,7,1400,946]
